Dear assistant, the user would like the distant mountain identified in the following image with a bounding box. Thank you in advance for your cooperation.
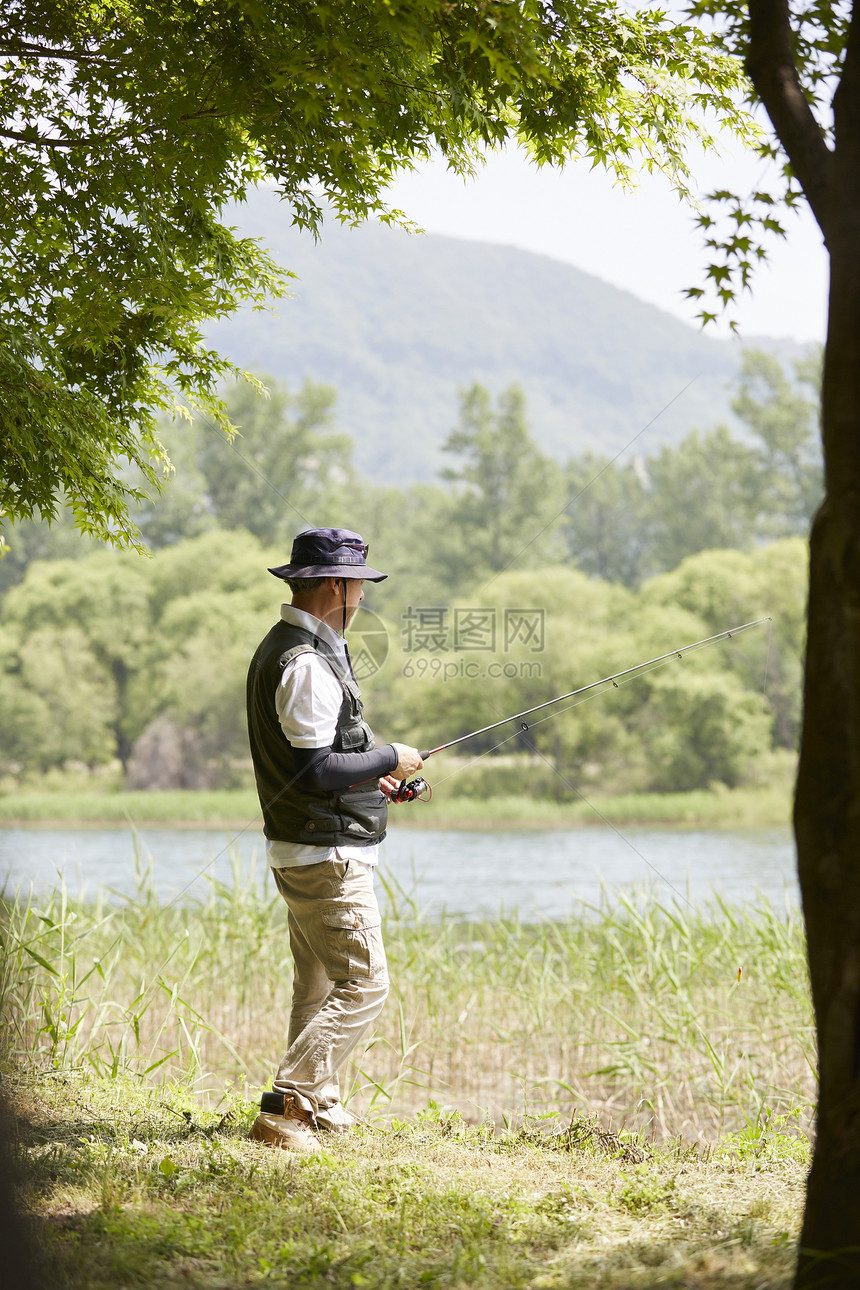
[205,188,804,483]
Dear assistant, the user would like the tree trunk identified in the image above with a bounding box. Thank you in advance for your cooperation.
[794,42,860,1281]
[112,658,132,774]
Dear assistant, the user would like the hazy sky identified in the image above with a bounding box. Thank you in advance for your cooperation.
[386,144,828,346]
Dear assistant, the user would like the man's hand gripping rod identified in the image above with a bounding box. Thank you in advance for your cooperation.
[394,618,771,802]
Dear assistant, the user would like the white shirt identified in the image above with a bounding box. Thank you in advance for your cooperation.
[266,605,381,869]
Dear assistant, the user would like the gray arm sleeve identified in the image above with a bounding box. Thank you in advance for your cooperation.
[289,742,398,792]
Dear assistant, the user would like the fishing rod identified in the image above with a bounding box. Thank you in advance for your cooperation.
[391,617,771,803]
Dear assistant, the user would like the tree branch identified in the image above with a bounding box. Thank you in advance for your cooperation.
[0,126,81,149]
[832,0,860,165]
[0,39,115,63]
[746,0,834,236]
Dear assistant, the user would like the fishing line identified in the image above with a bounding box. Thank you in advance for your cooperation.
[407,621,771,907]
[158,622,716,934]
[425,644,716,792]
[160,632,699,913]
[417,619,770,759]
[422,668,697,908]
[153,388,761,912]
[762,618,774,695]
[120,356,709,965]
[155,619,767,915]
[479,374,701,592]
[159,759,317,914]
[425,621,750,770]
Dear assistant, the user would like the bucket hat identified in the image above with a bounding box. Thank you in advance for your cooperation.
[268,528,387,583]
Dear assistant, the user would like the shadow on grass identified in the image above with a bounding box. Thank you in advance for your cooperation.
[32,1200,798,1290]
[13,1092,800,1290]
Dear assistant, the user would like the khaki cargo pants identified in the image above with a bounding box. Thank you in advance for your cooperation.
[271,854,389,1114]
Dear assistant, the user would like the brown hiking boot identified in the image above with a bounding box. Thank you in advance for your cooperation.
[249,1092,321,1154]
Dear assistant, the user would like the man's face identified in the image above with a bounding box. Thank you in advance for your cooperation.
[344,578,365,628]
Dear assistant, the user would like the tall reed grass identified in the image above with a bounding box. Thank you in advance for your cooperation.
[0,854,814,1144]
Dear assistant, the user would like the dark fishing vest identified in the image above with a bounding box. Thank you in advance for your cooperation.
[246,619,388,847]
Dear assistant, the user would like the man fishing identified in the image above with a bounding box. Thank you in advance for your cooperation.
[246,527,422,1153]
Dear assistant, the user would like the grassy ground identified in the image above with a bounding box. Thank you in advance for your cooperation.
[2,869,812,1286]
[0,784,793,829]
[7,1070,808,1290]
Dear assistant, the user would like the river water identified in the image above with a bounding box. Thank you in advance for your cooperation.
[0,822,797,919]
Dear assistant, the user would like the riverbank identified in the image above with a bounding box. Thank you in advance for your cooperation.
[3,876,811,1288]
[0,783,792,829]
[2,873,813,1136]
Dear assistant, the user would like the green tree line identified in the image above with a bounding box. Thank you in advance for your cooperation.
[0,346,822,607]
[0,349,817,793]
[0,526,804,795]
[567,350,822,586]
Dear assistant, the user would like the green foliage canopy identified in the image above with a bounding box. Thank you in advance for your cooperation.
[0,530,276,783]
[0,0,753,548]
[683,0,848,324]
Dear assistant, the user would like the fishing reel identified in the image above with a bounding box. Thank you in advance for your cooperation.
[390,776,432,804]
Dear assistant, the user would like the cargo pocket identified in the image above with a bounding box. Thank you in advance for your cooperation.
[320,907,385,981]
